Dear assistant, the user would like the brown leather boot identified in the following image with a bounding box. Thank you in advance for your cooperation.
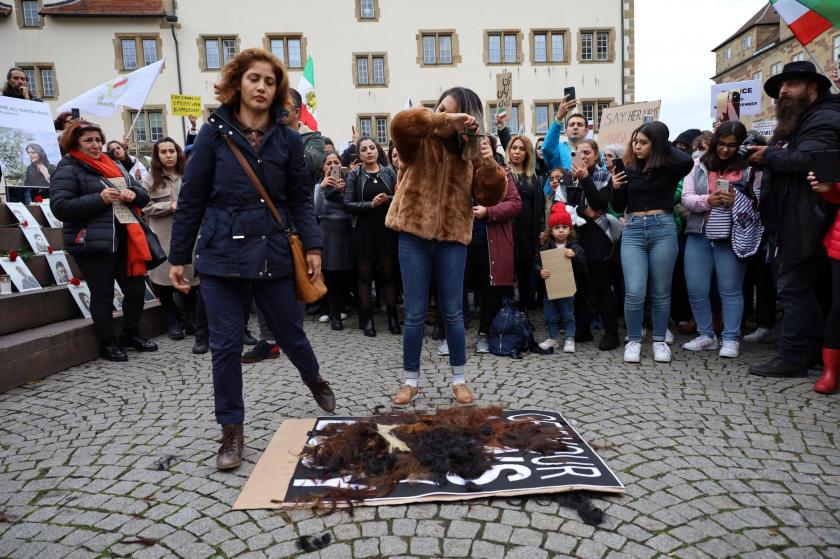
[216,423,244,470]
[304,375,336,412]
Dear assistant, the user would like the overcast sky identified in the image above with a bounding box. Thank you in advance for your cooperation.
[636,0,769,139]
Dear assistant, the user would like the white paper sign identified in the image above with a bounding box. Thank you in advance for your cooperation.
[710,80,763,118]
[0,97,61,190]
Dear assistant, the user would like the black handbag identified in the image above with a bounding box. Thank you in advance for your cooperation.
[139,218,168,270]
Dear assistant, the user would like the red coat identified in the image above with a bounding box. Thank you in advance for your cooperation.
[821,183,840,260]
[485,170,522,286]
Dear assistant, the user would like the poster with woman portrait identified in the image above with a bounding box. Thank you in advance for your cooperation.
[21,226,50,254]
[0,256,41,292]
[0,97,61,204]
[68,281,92,319]
[38,200,62,228]
[46,250,72,285]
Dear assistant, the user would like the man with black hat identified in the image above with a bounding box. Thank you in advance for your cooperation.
[747,61,840,378]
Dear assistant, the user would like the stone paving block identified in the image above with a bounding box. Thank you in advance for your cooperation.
[442,538,472,557]
[472,540,506,559]
[353,538,381,558]
[507,545,550,559]
[319,542,352,559]
[545,532,577,554]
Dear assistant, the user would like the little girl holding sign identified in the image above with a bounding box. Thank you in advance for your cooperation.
[537,205,585,354]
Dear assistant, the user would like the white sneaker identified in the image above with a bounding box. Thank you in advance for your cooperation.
[476,335,490,354]
[437,341,449,356]
[563,340,576,353]
[743,327,771,343]
[538,338,559,350]
[625,327,646,342]
[653,342,671,362]
[624,341,642,363]
[719,340,740,358]
[318,314,330,323]
[665,329,674,344]
[682,335,718,351]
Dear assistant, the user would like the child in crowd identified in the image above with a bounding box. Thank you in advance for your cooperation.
[537,205,585,353]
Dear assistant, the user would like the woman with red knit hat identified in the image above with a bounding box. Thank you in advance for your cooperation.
[536,204,585,353]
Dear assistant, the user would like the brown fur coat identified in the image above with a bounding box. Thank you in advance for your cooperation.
[385,108,508,245]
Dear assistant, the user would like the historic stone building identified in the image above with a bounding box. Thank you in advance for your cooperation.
[712,3,840,134]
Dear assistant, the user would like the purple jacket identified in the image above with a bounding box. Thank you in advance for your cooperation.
[485,170,522,286]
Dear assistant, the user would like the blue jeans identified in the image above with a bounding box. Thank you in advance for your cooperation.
[544,297,575,339]
[684,233,746,341]
[621,214,678,342]
[399,233,467,373]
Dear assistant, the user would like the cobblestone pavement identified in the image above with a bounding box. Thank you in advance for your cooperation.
[1,313,839,559]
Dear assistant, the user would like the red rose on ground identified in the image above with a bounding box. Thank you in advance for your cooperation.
[21,220,28,228]
[47,246,54,254]
[69,277,81,286]
[34,196,44,203]
[8,250,17,261]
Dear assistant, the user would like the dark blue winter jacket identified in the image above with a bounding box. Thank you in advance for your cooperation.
[169,104,322,279]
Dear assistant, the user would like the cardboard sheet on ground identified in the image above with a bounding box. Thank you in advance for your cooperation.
[541,248,576,299]
[234,409,624,510]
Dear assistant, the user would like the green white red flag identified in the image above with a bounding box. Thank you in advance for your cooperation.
[296,55,318,131]
[769,0,835,46]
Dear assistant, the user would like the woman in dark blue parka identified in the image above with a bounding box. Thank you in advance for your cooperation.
[168,48,335,471]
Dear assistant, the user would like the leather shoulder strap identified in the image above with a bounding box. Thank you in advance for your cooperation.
[222,135,286,230]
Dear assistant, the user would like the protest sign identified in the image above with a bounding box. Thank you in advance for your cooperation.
[597,100,661,147]
[541,248,576,299]
[710,79,762,119]
[234,409,624,510]
[496,72,512,120]
[0,98,61,192]
[170,94,202,117]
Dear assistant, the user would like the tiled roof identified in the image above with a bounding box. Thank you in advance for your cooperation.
[0,2,11,16]
[39,0,164,17]
[712,4,780,51]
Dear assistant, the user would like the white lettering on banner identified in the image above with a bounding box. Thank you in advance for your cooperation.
[447,464,532,485]
[710,79,763,118]
[537,464,603,479]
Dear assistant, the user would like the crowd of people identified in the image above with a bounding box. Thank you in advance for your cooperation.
[2,50,838,470]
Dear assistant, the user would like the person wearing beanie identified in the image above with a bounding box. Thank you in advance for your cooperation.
[536,204,586,353]
[673,129,702,154]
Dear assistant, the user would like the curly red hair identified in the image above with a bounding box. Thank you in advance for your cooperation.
[214,48,290,113]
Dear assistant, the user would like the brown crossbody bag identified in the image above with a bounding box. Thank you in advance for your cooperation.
[223,136,327,303]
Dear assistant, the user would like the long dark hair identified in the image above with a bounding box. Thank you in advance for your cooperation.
[356,136,389,167]
[436,86,484,160]
[149,137,185,193]
[623,121,671,172]
[701,121,748,172]
[25,143,50,166]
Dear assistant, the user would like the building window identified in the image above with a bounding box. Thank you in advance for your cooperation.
[770,61,782,75]
[486,31,521,65]
[358,114,390,145]
[419,32,457,66]
[354,53,387,87]
[753,70,763,83]
[531,30,568,64]
[356,0,379,21]
[16,63,57,98]
[579,99,614,130]
[487,101,523,134]
[724,47,732,60]
[742,35,752,50]
[267,35,305,69]
[421,101,438,109]
[21,0,39,27]
[115,35,161,71]
[533,100,566,134]
[580,30,611,62]
[201,36,238,70]
[127,108,166,148]
[792,52,805,62]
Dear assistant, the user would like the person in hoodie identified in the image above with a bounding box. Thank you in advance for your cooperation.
[747,61,840,379]
[286,88,325,186]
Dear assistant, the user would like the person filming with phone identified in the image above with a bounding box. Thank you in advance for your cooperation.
[746,61,840,379]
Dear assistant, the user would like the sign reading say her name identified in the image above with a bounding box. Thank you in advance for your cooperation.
[597,100,661,147]
[234,409,624,509]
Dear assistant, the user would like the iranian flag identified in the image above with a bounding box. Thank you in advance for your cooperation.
[296,55,318,131]
[770,0,835,46]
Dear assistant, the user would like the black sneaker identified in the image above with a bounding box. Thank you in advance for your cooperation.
[749,357,808,378]
[241,340,279,363]
[193,334,209,355]
[242,330,258,346]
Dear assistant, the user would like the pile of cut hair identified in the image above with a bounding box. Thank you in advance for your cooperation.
[297,406,569,510]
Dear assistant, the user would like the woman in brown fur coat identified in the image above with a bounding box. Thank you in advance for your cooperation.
[385,87,507,406]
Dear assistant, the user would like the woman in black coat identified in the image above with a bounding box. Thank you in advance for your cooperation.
[343,137,399,337]
[168,48,334,471]
[24,143,55,200]
[49,120,155,361]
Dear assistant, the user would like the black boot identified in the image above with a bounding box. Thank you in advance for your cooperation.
[330,313,343,331]
[119,332,158,352]
[101,337,128,362]
[362,308,376,337]
[598,330,620,351]
[193,332,209,354]
[166,312,184,340]
[387,306,401,335]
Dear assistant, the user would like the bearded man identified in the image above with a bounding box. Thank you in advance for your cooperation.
[748,61,840,378]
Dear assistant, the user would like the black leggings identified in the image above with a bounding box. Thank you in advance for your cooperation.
[743,249,777,328]
[357,257,396,310]
[515,257,537,310]
[324,269,353,316]
[826,259,840,349]
[587,259,621,335]
[75,250,146,341]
